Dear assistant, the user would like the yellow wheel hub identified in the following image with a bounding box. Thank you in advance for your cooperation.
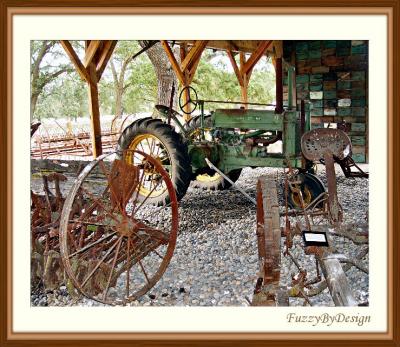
[291,186,312,208]
[196,172,221,183]
[127,134,170,198]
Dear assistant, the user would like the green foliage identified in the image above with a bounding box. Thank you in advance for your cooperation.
[35,72,87,120]
[31,41,276,120]
[190,50,275,108]
[124,61,157,113]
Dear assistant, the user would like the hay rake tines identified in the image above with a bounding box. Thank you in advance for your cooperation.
[31,172,68,290]
[59,149,178,305]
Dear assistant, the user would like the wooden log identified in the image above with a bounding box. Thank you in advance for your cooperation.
[311,66,330,74]
[317,255,358,306]
[310,116,366,124]
[323,81,337,91]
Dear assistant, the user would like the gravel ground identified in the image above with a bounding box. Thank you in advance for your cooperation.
[31,164,369,307]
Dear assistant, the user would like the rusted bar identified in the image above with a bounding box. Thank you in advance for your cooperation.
[252,177,288,306]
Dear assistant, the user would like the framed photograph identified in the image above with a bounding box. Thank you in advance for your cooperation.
[1,1,398,346]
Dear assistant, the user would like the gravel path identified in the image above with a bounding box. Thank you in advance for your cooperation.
[31,164,369,307]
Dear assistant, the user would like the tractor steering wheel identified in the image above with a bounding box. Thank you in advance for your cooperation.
[179,86,199,115]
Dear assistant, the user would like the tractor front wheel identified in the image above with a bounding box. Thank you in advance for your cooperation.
[184,115,242,190]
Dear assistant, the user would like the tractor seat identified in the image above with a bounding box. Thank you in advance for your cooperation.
[301,128,352,161]
[155,104,182,118]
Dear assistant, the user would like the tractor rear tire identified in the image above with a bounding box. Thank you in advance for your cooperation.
[117,117,192,206]
[185,115,242,190]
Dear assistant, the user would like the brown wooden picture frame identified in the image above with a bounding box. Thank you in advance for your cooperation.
[0,1,398,346]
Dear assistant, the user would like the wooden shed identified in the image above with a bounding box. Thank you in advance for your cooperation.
[60,39,368,163]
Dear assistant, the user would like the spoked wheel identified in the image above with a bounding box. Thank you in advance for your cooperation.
[59,150,178,305]
[117,117,191,206]
[287,172,325,210]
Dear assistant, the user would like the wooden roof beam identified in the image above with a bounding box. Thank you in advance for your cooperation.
[187,55,201,84]
[83,40,101,68]
[60,40,90,83]
[226,50,244,87]
[273,40,283,59]
[241,40,273,75]
[160,40,185,85]
[96,40,117,80]
[181,40,208,72]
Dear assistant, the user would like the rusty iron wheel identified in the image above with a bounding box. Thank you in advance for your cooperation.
[59,150,179,305]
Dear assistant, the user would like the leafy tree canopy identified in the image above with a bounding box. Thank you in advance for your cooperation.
[31,41,276,120]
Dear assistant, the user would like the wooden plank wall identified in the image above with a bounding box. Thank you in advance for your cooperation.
[283,40,368,163]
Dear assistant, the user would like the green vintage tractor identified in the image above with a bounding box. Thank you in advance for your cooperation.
[117,68,324,207]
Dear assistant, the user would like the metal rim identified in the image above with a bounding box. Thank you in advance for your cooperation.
[59,150,178,305]
[288,173,325,210]
[195,172,221,183]
[128,134,171,198]
[290,185,313,208]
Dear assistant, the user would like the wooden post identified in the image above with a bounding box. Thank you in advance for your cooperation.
[85,41,102,157]
[240,52,249,108]
[180,43,191,121]
[87,62,102,157]
[275,57,284,114]
[60,40,116,158]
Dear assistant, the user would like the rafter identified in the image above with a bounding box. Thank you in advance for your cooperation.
[96,40,117,80]
[83,40,101,68]
[241,40,272,75]
[273,40,283,59]
[227,50,244,87]
[181,40,208,72]
[160,40,185,85]
[60,40,90,83]
[188,56,201,84]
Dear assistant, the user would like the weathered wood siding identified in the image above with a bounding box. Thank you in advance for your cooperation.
[283,40,368,163]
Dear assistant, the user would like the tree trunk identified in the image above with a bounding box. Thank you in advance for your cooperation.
[31,92,40,120]
[110,60,127,131]
[31,40,72,120]
[139,41,179,109]
[115,87,123,118]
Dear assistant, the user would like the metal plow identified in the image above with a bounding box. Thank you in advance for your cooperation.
[252,128,368,307]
